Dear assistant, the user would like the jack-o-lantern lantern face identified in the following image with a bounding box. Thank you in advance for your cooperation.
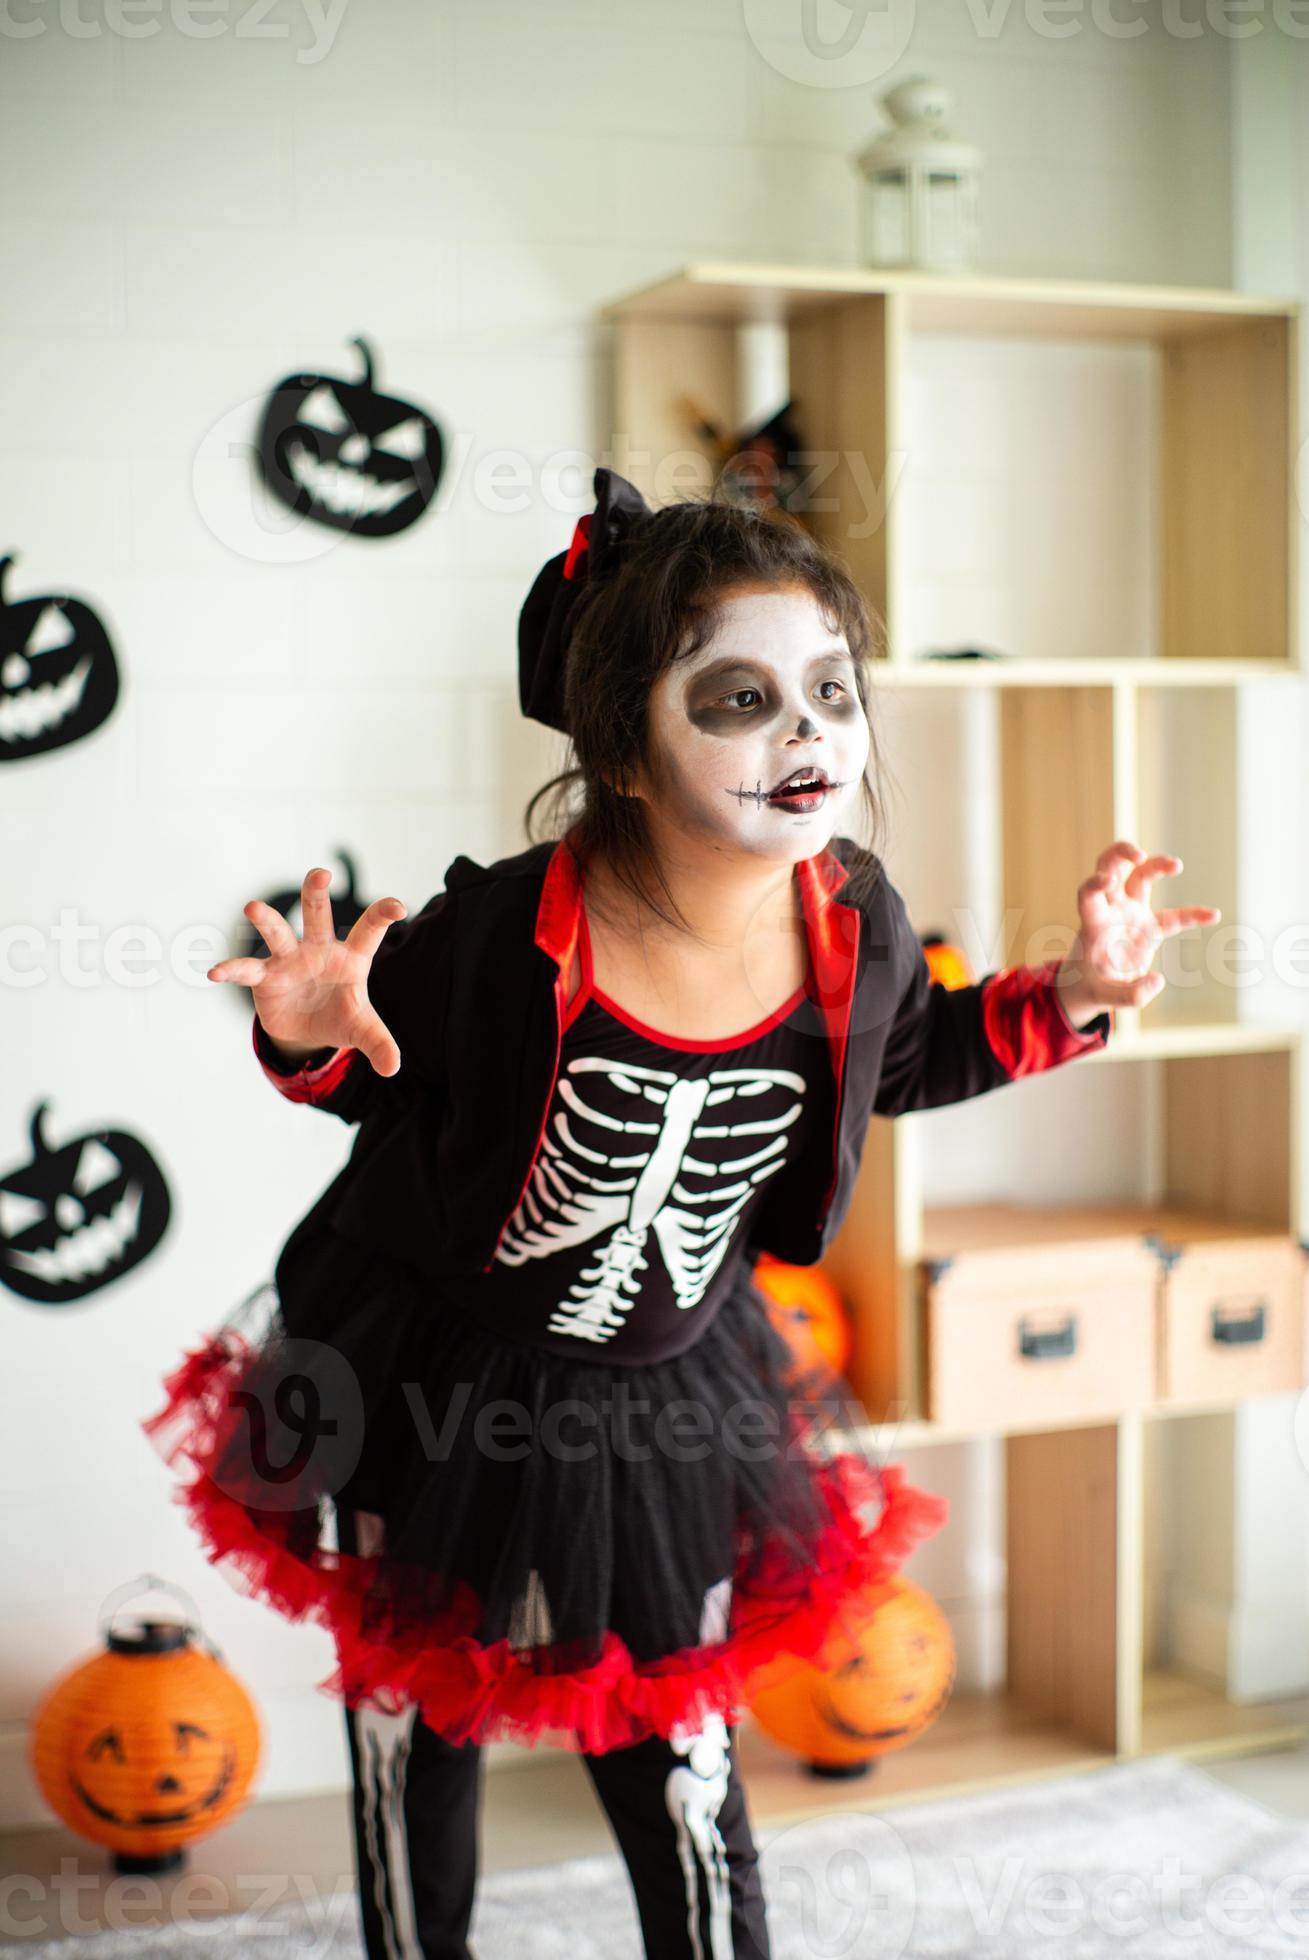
[31,1636,262,1860]
[0,555,119,762]
[813,1641,955,1747]
[233,848,370,982]
[0,1103,171,1305]
[70,1718,235,1832]
[256,338,444,538]
[746,1575,956,1771]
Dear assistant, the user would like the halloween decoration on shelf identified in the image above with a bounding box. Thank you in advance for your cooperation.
[920,933,973,990]
[676,396,809,520]
[256,337,444,538]
[0,554,120,763]
[853,76,982,271]
[920,647,1005,664]
[752,1251,852,1389]
[232,848,371,989]
[747,1574,955,1777]
[29,1576,262,1874]
[0,1102,172,1306]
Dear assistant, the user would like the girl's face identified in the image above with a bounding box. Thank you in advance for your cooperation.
[638,583,870,861]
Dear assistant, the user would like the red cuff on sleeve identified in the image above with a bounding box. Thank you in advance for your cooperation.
[251,1012,357,1103]
[980,960,1114,1078]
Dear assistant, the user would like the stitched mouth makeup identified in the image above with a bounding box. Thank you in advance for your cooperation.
[728,765,848,815]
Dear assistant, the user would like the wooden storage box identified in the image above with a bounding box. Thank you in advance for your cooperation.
[1146,1210,1308,1408]
[919,1206,1160,1429]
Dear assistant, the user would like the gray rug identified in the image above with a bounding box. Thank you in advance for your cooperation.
[7,1754,1309,1956]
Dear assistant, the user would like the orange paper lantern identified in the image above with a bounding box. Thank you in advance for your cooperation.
[752,1251,852,1386]
[29,1578,262,1873]
[747,1573,955,1776]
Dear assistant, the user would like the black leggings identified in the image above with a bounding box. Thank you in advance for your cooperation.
[336,1504,772,1959]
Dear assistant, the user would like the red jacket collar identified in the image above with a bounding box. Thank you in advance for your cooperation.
[532,829,859,1086]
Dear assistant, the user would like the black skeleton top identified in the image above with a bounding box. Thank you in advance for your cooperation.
[442,911,835,1364]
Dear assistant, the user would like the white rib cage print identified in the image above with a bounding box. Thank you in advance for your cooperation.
[494,1055,808,1345]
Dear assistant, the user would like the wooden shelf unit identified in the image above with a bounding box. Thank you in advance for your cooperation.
[599,262,1309,1816]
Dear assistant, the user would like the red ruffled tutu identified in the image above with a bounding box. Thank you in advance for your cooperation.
[141,1230,947,1755]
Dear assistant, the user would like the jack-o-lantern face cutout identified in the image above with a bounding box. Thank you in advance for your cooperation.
[0,1103,171,1305]
[812,1640,954,1749]
[256,338,444,537]
[746,1576,956,1771]
[71,1717,234,1832]
[232,849,370,982]
[0,555,120,762]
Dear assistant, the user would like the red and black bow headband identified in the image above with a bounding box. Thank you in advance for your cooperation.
[517,465,652,734]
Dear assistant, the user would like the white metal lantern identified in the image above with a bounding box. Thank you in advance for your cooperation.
[854,77,981,272]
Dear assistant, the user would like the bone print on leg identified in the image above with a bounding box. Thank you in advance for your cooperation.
[665,1712,735,1960]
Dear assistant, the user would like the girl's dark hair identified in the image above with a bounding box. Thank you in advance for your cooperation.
[523,492,892,937]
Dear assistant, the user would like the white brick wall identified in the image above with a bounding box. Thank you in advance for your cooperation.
[0,0,1237,1821]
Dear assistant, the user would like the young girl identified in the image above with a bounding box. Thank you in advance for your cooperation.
[142,469,1215,1959]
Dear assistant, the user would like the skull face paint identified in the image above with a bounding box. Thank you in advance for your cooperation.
[643,586,870,860]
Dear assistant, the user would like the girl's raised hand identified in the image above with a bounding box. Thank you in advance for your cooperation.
[206,867,409,1076]
[1063,840,1221,1012]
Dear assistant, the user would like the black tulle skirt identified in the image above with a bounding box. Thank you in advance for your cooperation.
[141,1226,947,1754]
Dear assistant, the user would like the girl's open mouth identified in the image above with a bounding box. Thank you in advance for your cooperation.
[765,767,832,813]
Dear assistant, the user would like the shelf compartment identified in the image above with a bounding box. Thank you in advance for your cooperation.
[736,1684,1117,1825]
[788,291,899,648]
[1136,1668,1309,1762]
[1134,684,1238,1031]
[603,261,1298,676]
[738,1419,1132,1808]
[1160,1047,1297,1230]
[1138,1405,1309,1766]
[733,1495,1308,1824]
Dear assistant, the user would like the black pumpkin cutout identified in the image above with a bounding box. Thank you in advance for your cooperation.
[0,1103,171,1305]
[0,555,120,763]
[232,849,371,983]
[255,338,444,538]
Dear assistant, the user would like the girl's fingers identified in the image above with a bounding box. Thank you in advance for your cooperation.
[344,896,408,967]
[1096,840,1145,883]
[1077,872,1116,928]
[1154,905,1222,936]
[299,866,337,944]
[244,898,300,959]
[207,955,272,986]
[1124,853,1182,901]
[350,1003,402,1077]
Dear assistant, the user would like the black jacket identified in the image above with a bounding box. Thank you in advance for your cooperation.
[252,831,1113,1304]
